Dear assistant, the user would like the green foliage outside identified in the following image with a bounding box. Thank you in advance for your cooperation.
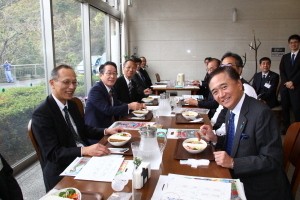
[0,82,46,165]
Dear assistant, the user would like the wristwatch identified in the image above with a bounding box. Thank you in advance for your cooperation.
[231,161,234,169]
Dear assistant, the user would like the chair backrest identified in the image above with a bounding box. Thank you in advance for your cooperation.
[27,120,42,164]
[72,97,85,117]
[283,122,300,196]
[155,73,161,82]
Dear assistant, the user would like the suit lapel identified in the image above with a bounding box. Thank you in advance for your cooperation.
[230,95,249,157]
[99,81,111,103]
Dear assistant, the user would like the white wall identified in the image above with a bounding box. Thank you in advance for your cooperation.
[126,0,300,83]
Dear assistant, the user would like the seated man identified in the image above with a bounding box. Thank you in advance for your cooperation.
[200,66,293,200]
[114,59,151,103]
[193,57,212,99]
[140,56,153,88]
[132,58,152,95]
[0,154,23,200]
[252,57,279,108]
[32,65,123,192]
[85,61,145,143]
[185,58,220,118]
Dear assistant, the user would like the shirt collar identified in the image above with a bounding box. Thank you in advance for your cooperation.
[52,93,68,111]
[262,72,269,77]
[124,76,131,85]
[292,50,299,57]
[231,93,245,115]
[102,81,111,93]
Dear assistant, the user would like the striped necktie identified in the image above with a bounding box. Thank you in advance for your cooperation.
[63,106,86,147]
[226,112,235,155]
[128,82,132,97]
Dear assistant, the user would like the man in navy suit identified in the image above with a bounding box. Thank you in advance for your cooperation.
[85,61,145,143]
[114,59,151,104]
[252,57,279,108]
[32,65,123,192]
[200,66,293,200]
[140,56,153,88]
[280,34,300,135]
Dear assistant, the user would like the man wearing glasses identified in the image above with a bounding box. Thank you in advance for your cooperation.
[85,61,145,144]
[32,65,123,192]
[280,34,300,135]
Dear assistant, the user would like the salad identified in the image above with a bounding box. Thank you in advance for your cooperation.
[58,188,80,199]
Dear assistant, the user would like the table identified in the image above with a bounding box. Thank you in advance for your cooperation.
[54,114,231,200]
[152,86,200,95]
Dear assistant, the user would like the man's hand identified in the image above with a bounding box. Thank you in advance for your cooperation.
[143,88,152,95]
[284,81,294,89]
[185,97,198,106]
[106,127,124,135]
[199,125,217,143]
[214,151,234,169]
[128,102,145,110]
[82,143,111,157]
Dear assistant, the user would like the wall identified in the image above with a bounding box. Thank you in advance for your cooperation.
[126,0,300,83]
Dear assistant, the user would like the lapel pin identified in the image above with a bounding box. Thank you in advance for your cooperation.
[240,122,245,129]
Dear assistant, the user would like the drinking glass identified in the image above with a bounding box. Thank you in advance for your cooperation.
[131,141,140,158]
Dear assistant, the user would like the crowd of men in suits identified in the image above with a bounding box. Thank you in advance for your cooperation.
[2,35,298,200]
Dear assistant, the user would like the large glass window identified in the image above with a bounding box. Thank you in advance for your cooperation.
[0,0,45,165]
[52,0,84,97]
[90,7,106,86]
[110,17,121,71]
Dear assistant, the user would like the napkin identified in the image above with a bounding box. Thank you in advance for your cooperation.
[190,118,203,122]
[180,159,210,168]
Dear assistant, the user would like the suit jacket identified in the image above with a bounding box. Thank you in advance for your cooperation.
[85,81,129,128]
[0,154,23,200]
[252,70,279,108]
[197,92,218,119]
[140,67,153,88]
[216,95,293,200]
[132,72,149,94]
[198,73,210,99]
[32,95,105,192]
[280,52,300,92]
[113,75,144,103]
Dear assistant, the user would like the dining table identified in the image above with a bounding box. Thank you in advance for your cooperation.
[54,111,231,200]
[151,86,200,95]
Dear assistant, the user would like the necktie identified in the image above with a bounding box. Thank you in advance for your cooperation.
[109,89,113,106]
[291,53,295,66]
[63,106,86,146]
[262,74,266,80]
[226,112,235,155]
[128,82,132,97]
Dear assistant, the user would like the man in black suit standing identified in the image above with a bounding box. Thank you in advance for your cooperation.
[200,66,293,200]
[114,59,151,104]
[280,34,300,135]
[140,56,153,88]
[252,57,279,108]
[32,65,123,192]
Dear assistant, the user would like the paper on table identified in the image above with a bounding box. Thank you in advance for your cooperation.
[166,128,200,139]
[74,156,124,182]
[151,85,167,88]
[60,157,91,176]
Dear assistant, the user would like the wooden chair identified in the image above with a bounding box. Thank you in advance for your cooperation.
[155,73,169,84]
[72,97,85,117]
[283,122,300,197]
[272,78,282,125]
[27,120,42,164]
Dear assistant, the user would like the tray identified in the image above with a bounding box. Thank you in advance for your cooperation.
[173,139,215,160]
[175,113,204,124]
[82,191,102,200]
[104,136,140,155]
[123,111,153,121]
[143,98,159,106]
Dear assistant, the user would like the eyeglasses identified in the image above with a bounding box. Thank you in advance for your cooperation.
[289,41,299,44]
[220,63,236,68]
[206,67,217,72]
[124,66,137,70]
[104,72,118,76]
[55,79,78,86]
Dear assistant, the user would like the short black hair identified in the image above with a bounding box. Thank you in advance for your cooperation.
[133,57,142,63]
[208,65,240,86]
[259,57,271,64]
[51,64,74,80]
[209,58,221,66]
[221,52,244,68]
[99,61,117,74]
[204,57,212,62]
[288,34,300,43]
[123,59,135,67]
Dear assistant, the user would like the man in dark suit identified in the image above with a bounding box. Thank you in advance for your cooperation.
[85,62,144,143]
[132,58,153,95]
[32,65,123,192]
[280,34,300,135]
[252,57,279,108]
[200,66,293,200]
[114,59,151,104]
[140,56,153,88]
[193,57,212,99]
[0,154,23,200]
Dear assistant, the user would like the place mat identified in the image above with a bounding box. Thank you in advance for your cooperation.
[175,113,204,124]
[103,137,140,156]
[123,111,153,121]
[173,139,214,160]
[143,98,159,106]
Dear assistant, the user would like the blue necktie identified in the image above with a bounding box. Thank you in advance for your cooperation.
[226,112,235,155]
[291,53,295,66]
